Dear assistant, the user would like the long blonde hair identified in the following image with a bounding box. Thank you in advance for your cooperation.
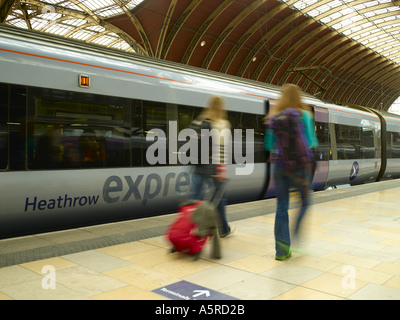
[269,83,310,117]
[200,95,227,121]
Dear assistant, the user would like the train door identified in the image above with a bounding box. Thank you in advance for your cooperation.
[261,100,274,198]
[0,84,27,171]
[312,106,330,190]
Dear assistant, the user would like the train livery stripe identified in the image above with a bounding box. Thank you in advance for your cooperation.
[384,119,400,125]
[1,47,389,120]
[325,107,378,121]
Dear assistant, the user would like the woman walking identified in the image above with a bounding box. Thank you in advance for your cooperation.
[190,95,234,237]
[264,84,318,260]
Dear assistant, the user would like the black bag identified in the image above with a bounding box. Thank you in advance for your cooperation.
[189,116,212,165]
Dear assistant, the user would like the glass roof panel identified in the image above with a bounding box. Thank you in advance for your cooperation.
[92,35,117,46]
[388,96,400,114]
[45,23,74,36]
[281,0,400,65]
[279,0,400,113]
[110,41,134,52]
[5,0,145,53]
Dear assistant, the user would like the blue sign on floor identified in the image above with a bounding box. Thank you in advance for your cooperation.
[153,280,238,300]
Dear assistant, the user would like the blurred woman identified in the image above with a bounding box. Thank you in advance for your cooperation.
[264,84,318,260]
[190,95,234,237]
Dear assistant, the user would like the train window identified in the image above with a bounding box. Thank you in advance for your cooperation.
[361,129,376,159]
[387,132,392,158]
[0,84,8,170]
[0,83,7,106]
[29,123,130,170]
[131,99,143,167]
[390,132,400,158]
[25,88,131,170]
[176,105,201,165]
[144,101,167,132]
[29,124,70,169]
[143,100,168,166]
[237,112,266,163]
[8,86,27,171]
[228,111,266,164]
[34,89,127,124]
[177,105,200,131]
[335,124,361,160]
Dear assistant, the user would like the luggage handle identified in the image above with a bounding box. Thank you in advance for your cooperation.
[203,176,227,206]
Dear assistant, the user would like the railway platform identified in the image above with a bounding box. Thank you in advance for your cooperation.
[1,179,400,300]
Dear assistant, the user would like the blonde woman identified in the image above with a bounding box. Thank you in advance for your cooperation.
[190,95,234,238]
[264,84,318,260]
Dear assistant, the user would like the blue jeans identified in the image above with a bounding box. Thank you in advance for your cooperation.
[273,162,311,256]
[189,172,230,236]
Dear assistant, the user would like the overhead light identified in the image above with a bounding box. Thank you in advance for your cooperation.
[252,57,257,62]
[201,41,206,46]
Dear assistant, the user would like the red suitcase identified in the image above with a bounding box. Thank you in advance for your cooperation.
[166,181,226,260]
[166,201,207,260]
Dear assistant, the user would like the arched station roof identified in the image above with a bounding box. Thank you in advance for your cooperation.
[2,0,400,111]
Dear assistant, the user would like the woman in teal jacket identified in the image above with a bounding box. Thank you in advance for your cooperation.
[265,84,318,261]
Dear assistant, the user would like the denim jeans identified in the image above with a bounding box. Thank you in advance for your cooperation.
[189,172,230,236]
[272,162,311,256]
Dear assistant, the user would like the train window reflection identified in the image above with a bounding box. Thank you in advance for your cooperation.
[390,132,400,158]
[362,129,376,159]
[7,85,27,171]
[0,84,8,170]
[335,124,361,160]
[177,105,199,132]
[176,105,201,166]
[228,111,266,163]
[29,124,130,169]
[143,101,168,166]
[144,101,167,133]
[131,99,143,167]
[34,89,126,123]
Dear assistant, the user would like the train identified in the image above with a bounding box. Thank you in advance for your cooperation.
[1,24,400,239]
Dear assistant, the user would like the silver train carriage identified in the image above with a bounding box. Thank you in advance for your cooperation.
[1,24,399,238]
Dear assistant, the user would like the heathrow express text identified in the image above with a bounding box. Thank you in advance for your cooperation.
[24,171,204,212]
[25,194,99,211]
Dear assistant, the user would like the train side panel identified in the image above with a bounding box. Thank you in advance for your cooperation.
[326,104,381,186]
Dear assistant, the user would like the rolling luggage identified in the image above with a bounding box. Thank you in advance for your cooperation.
[166,182,225,260]
[167,201,207,259]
